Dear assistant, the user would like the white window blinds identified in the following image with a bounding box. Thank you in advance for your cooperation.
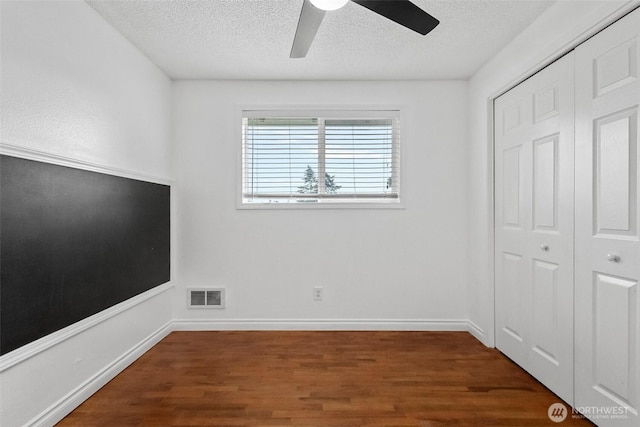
[242,112,400,205]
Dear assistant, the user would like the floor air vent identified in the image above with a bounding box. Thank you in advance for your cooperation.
[187,288,225,309]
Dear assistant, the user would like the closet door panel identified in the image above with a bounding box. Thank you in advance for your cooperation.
[533,134,558,231]
[495,53,575,404]
[575,8,640,426]
[495,89,532,366]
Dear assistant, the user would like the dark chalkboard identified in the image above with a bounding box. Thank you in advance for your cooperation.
[0,155,170,355]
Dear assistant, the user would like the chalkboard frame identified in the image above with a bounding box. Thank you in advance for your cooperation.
[0,154,171,356]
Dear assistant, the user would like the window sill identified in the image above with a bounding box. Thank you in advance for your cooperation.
[236,200,406,210]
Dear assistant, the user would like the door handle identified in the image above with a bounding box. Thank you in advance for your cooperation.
[607,253,620,263]
[540,244,549,251]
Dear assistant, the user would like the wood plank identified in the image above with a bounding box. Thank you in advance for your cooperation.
[58,331,593,426]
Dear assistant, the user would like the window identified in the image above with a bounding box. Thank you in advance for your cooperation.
[241,110,400,206]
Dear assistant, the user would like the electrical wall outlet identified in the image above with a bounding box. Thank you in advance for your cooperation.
[313,286,323,301]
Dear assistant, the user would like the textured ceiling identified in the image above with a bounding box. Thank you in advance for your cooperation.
[86,0,554,80]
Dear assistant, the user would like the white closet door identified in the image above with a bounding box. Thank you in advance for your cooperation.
[495,53,575,404]
[575,8,640,427]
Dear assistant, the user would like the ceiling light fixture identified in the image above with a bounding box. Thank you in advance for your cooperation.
[310,0,349,11]
[291,0,440,58]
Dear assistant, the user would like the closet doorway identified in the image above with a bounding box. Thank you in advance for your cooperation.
[494,7,639,426]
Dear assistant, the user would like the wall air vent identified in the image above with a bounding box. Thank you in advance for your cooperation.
[187,288,225,309]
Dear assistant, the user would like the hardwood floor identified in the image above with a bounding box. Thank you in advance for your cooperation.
[59,331,593,426]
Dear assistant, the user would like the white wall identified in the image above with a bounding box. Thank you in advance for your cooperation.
[0,0,171,177]
[467,0,637,346]
[0,1,173,425]
[172,80,470,329]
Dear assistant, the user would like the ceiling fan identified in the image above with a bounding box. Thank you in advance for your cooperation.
[290,0,440,58]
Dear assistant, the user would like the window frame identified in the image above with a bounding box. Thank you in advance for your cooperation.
[237,106,405,210]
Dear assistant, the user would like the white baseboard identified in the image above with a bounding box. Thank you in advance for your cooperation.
[172,318,473,332]
[28,321,173,427]
[466,320,487,344]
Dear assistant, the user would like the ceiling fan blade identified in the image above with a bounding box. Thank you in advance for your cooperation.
[290,0,326,58]
[351,0,439,35]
